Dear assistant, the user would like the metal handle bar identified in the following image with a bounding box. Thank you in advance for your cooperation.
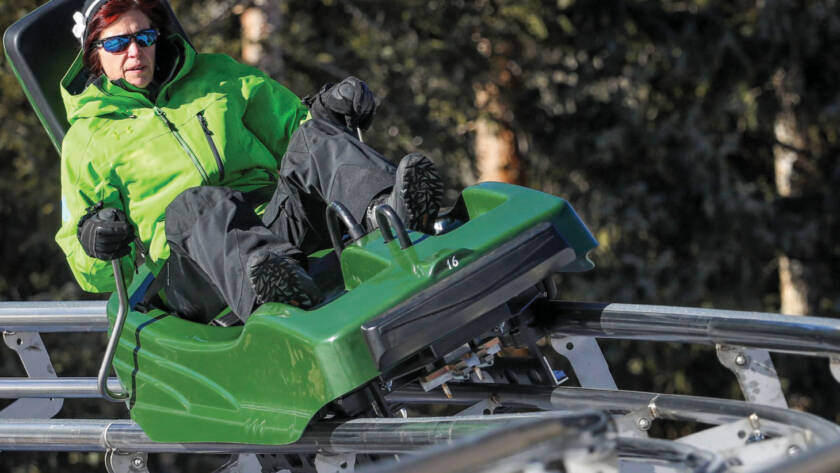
[374,204,412,249]
[326,201,366,257]
[97,260,130,402]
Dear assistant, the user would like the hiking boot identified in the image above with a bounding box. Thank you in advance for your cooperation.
[247,248,323,308]
[366,153,442,233]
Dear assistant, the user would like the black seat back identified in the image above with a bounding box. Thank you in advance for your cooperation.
[3,0,190,153]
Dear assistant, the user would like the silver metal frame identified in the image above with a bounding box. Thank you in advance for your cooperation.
[2,298,840,471]
[388,384,840,445]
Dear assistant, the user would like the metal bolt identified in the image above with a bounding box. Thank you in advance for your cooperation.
[787,445,801,456]
[132,456,145,468]
[749,413,761,429]
[637,417,652,431]
[735,354,748,367]
[441,383,453,399]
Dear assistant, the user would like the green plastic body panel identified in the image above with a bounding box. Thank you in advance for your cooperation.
[107,182,598,445]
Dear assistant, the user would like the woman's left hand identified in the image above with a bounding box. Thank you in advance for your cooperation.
[306,76,376,131]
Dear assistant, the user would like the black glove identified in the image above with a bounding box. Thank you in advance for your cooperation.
[304,76,376,131]
[77,203,135,260]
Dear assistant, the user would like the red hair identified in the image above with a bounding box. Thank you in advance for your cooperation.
[83,0,170,78]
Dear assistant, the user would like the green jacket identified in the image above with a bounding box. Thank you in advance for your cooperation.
[56,36,309,293]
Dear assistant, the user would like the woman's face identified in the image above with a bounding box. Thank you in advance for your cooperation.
[96,9,156,88]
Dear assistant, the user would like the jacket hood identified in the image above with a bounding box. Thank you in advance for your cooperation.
[60,34,194,125]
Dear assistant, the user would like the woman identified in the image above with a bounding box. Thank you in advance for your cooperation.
[57,0,442,322]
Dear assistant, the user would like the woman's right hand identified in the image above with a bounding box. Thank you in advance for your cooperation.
[305,76,376,131]
[77,204,135,261]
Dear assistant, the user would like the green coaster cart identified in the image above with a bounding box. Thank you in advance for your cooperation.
[4,0,597,446]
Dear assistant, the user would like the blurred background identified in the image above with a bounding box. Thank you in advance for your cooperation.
[1,0,839,471]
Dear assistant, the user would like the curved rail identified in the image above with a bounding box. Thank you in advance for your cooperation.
[389,384,840,445]
[360,411,615,473]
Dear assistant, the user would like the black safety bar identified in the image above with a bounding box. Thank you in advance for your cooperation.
[374,204,412,249]
[326,201,366,257]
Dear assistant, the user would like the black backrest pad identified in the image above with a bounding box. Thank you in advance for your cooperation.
[3,0,189,154]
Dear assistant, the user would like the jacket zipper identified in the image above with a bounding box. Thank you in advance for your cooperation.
[197,112,225,181]
[153,106,210,184]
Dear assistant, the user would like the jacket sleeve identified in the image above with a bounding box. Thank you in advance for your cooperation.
[55,131,134,293]
[241,73,310,167]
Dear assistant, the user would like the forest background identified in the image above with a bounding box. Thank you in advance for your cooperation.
[1,0,839,471]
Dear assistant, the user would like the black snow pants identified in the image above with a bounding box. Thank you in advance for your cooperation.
[154,119,397,323]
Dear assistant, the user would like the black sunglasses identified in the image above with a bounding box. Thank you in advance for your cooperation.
[94,28,159,53]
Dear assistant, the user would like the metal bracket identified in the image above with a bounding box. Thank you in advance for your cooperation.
[456,395,502,416]
[550,335,617,389]
[679,416,764,452]
[614,407,653,439]
[212,454,264,473]
[0,331,63,419]
[105,451,150,473]
[716,345,788,408]
[679,415,808,470]
[720,434,808,471]
[314,453,356,473]
[564,443,619,473]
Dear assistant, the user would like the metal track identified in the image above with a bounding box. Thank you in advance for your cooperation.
[388,384,840,444]
[0,378,122,398]
[540,300,840,358]
[3,299,840,472]
[0,411,607,454]
[0,300,107,332]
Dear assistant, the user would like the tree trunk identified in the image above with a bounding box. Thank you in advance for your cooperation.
[772,69,810,315]
[239,0,283,79]
[475,55,521,184]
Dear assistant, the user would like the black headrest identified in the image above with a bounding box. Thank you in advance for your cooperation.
[3,0,190,154]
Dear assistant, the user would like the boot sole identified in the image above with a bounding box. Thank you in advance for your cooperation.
[391,153,443,233]
[249,253,322,308]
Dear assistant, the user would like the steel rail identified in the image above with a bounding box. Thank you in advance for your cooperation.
[0,300,107,332]
[360,411,616,473]
[540,301,840,357]
[388,384,840,444]
[361,421,727,473]
[0,378,122,398]
[3,299,840,355]
[0,411,606,454]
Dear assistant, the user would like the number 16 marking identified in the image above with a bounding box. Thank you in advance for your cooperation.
[446,255,459,270]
